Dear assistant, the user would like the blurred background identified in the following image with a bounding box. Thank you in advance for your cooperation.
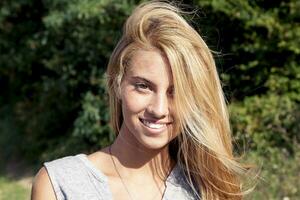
[0,0,299,199]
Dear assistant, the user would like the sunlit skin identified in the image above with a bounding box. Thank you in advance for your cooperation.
[106,49,178,173]
[120,49,176,151]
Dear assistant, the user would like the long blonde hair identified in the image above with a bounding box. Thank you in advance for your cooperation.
[106,1,253,199]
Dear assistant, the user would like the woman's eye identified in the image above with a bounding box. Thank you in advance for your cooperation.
[134,83,149,90]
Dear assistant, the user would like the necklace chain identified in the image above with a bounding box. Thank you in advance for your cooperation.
[108,145,165,200]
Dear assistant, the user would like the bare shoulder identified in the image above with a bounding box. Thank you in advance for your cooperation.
[31,167,57,200]
[87,147,110,166]
[86,147,113,176]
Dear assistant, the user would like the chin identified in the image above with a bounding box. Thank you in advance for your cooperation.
[142,141,168,150]
[136,133,171,150]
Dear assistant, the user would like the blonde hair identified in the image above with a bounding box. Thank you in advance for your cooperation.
[106,1,254,199]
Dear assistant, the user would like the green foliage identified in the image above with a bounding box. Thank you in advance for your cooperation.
[196,0,300,100]
[73,90,112,146]
[0,0,135,161]
[230,94,300,154]
[0,0,299,198]
[194,0,300,198]
[245,147,300,199]
[0,106,24,163]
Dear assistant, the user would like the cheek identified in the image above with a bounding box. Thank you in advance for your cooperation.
[121,91,149,116]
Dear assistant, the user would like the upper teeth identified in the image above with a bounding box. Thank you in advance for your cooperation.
[141,119,165,129]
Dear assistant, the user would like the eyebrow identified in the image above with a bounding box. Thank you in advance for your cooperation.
[130,76,153,85]
[130,76,174,88]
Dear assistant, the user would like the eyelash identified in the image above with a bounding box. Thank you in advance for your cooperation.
[133,82,174,96]
[134,82,150,90]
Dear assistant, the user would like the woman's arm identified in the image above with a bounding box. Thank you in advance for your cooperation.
[31,167,57,200]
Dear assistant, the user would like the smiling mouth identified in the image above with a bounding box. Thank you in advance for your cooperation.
[139,118,171,129]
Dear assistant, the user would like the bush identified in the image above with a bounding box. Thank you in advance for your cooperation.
[0,0,135,161]
[230,94,300,154]
[0,1,299,198]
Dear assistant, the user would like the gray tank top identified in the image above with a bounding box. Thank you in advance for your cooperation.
[44,154,199,200]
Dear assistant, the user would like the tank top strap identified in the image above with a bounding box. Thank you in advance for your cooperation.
[44,154,112,200]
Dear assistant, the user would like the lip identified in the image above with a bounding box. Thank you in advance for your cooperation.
[139,118,173,124]
[139,118,172,135]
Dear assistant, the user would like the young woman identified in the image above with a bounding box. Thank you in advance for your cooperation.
[32,1,252,199]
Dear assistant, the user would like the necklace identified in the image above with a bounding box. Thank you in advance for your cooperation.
[108,145,166,200]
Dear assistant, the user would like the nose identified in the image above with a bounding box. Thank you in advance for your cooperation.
[146,93,169,118]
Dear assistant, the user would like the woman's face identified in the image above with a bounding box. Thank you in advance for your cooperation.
[120,49,177,150]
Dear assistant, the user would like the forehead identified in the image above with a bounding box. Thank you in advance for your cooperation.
[125,49,173,85]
